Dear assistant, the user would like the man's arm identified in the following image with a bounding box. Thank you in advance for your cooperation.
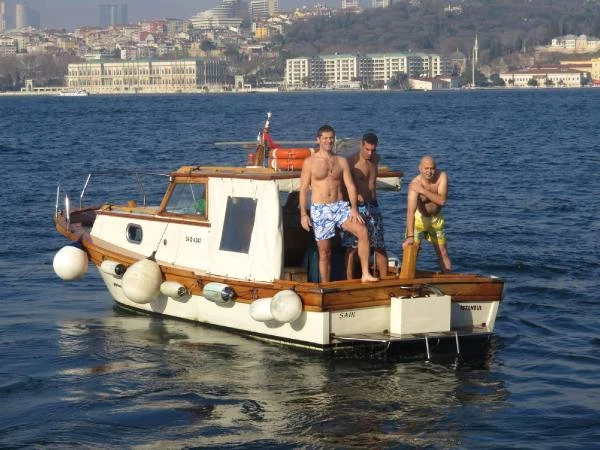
[409,171,448,206]
[403,179,419,248]
[368,154,379,201]
[299,158,312,231]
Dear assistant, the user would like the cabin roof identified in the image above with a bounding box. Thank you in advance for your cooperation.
[171,165,403,181]
[172,166,301,180]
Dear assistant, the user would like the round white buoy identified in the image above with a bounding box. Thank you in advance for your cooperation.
[160,281,188,299]
[203,282,236,304]
[53,245,88,281]
[100,260,126,277]
[270,290,303,323]
[121,258,162,304]
[249,297,274,322]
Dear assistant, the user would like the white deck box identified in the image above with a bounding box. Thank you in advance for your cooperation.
[390,295,451,335]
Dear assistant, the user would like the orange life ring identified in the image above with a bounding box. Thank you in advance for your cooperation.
[269,148,313,159]
[270,158,305,171]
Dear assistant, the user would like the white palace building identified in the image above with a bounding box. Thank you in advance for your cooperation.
[65,59,228,93]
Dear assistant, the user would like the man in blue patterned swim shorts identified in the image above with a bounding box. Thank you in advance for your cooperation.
[299,125,378,283]
[342,132,388,278]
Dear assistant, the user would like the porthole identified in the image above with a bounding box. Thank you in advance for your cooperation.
[126,223,143,244]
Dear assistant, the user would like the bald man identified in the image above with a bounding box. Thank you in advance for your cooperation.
[402,155,451,273]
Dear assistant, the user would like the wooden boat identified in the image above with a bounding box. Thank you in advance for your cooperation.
[53,114,504,356]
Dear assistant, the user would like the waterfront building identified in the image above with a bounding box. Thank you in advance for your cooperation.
[499,68,583,87]
[66,59,228,93]
[409,76,458,91]
[361,53,409,87]
[284,52,451,89]
[592,58,600,83]
[322,53,359,86]
[284,57,311,87]
[99,4,128,27]
[559,59,593,76]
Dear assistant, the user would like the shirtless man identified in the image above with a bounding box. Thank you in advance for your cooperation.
[402,155,451,273]
[299,125,378,283]
[343,132,388,278]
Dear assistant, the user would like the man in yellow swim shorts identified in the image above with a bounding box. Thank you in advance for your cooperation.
[402,155,451,273]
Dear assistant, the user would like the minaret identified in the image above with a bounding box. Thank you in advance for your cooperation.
[472,33,479,87]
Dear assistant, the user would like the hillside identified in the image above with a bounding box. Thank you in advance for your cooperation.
[280,0,600,69]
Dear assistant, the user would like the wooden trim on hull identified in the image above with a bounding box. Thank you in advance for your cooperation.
[55,211,504,315]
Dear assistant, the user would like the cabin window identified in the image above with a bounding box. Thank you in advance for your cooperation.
[219,196,257,253]
[165,183,207,216]
[126,223,143,244]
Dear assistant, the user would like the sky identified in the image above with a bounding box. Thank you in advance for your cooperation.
[1,0,331,30]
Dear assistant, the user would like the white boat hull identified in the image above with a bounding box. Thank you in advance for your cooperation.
[98,267,499,350]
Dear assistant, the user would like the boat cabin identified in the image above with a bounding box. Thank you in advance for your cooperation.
[92,165,402,284]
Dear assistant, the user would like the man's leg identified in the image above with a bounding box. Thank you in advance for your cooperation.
[342,220,377,282]
[316,239,332,282]
[345,247,358,279]
[434,243,451,273]
[373,248,388,277]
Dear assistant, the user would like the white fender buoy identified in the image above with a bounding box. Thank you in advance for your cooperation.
[100,260,126,277]
[160,281,188,299]
[121,257,162,304]
[250,297,274,322]
[203,282,236,304]
[271,290,303,323]
[53,244,88,281]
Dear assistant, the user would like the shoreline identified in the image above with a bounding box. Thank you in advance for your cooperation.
[1,85,597,97]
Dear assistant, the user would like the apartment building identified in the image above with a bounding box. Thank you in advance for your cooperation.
[284,57,311,86]
[66,59,228,93]
[284,52,451,88]
[249,0,278,19]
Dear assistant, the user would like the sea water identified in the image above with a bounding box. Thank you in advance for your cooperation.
[1,89,599,448]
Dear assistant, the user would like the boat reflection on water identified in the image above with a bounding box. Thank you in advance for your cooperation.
[56,313,508,448]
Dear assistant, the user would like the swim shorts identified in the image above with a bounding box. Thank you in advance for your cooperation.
[414,210,447,244]
[310,200,351,241]
[342,202,386,249]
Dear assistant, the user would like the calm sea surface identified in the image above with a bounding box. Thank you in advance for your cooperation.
[1,89,599,449]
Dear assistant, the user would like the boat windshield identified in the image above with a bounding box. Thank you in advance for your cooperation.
[165,182,207,216]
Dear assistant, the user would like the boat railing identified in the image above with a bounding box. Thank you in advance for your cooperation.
[55,170,170,218]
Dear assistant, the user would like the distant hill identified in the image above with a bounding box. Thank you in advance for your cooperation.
[280,0,600,66]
